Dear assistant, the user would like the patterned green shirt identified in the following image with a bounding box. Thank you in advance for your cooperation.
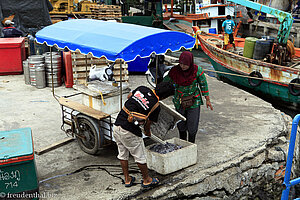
[164,66,209,110]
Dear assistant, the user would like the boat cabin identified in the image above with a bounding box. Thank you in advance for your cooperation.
[194,0,235,34]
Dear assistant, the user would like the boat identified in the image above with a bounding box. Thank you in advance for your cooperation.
[194,0,300,111]
[197,31,300,110]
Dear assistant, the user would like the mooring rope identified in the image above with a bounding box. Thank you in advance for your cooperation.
[202,68,300,86]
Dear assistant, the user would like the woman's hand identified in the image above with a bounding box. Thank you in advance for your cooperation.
[205,96,213,110]
[206,100,213,110]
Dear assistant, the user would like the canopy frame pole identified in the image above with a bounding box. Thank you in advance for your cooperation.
[50,47,57,101]
[120,60,123,111]
[50,47,53,93]
[85,55,88,86]
[155,54,158,86]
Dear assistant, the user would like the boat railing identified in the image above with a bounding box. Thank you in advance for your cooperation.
[281,114,300,200]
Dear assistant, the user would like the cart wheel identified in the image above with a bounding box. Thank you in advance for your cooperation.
[146,73,156,88]
[76,114,102,155]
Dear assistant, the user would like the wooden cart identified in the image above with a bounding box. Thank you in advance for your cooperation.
[35,19,195,154]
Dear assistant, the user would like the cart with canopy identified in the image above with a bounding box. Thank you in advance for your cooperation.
[35,19,195,154]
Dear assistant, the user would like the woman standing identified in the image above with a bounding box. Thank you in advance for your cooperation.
[164,51,213,143]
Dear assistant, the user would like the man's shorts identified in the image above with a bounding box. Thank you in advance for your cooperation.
[224,33,235,45]
[113,125,147,164]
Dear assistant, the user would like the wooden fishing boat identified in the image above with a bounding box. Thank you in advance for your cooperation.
[197,33,300,110]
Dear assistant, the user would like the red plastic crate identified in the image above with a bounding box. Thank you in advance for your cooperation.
[0,38,26,75]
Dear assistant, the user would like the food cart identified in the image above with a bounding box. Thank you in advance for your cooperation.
[35,19,195,155]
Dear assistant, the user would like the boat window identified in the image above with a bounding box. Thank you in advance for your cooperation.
[218,6,225,15]
[196,19,211,27]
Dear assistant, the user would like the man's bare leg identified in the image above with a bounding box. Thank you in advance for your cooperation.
[120,160,132,184]
[137,163,153,185]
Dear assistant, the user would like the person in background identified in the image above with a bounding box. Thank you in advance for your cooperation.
[113,82,174,188]
[293,0,300,14]
[164,51,213,143]
[2,20,22,38]
[222,15,236,50]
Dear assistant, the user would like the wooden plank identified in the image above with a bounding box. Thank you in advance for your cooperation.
[58,97,110,120]
[94,11,119,15]
[72,60,107,66]
[163,23,179,31]
[114,59,126,64]
[71,49,129,85]
[113,75,129,82]
[74,79,87,85]
[72,54,94,59]
[71,53,107,61]
[72,66,91,72]
[91,8,121,11]
[73,72,129,80]
[174,23,193,35]
[35,138,75,155]
[113,69,129,75]
[72,56,108,63]
[73,65,113,72]
[73,73,89,79]
[113,64,128,69]
[90,5,121,9]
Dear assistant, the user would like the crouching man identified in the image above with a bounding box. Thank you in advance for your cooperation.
[2,20,22,38]
[113,82,174,188]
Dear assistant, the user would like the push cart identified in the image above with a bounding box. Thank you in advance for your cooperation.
[35,19,195,154]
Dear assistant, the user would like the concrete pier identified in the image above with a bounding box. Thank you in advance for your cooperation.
[0,74,296,199]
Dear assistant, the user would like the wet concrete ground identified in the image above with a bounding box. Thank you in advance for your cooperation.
[0,72,288,199]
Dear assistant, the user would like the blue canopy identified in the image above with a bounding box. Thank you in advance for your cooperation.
[35,19,195,62]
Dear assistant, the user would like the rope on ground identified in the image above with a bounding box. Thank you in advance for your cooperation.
[39,164,140,184]
[202,68,300,86]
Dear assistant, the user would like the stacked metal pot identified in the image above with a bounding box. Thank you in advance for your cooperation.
[23,52,62,88]
[44,52,62,87]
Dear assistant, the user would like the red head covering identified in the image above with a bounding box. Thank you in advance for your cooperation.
[169,51,198,86]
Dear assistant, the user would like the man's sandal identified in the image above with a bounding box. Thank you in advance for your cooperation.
[141,177,159,188]
[125,176,136,187]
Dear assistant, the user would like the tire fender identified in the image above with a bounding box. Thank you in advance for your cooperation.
[248,71,263,87]
[288,78,300,96]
